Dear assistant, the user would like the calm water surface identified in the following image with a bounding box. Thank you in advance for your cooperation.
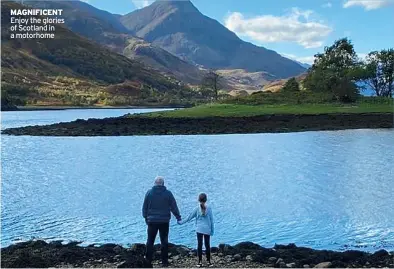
[1,109,394,251]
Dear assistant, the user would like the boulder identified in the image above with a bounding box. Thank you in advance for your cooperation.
[372,250,389,259]
[233,254,242,261]
[234,242,262,250]
[174,245,191,256]
[211,247,219,253]
[286,262,296,268]
[218,243,234,254]
[130,243,145,254]
[276,258,284,265]
[113,246,123,254]
[225,255,233,262]
[279,261,287,268]
[269,257,278,263]
[274,243,297,250]
[314,262,332,268]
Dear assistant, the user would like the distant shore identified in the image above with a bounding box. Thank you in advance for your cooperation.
[2,112,393,136]
[1,240,393,268]
[0,104,186,112]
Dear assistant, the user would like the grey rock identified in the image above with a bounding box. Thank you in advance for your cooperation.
[116,261,131,268]
[276,258,284,264]
[280,261,287,268]
[246,255,253,262]
[286,262,296,268]
[314,262,332,268]
[114,255,122,260]
[130,243,145,253]
[176,246,191,256]
[113,245,122,254]
[304,265,310,268]
[233,254,242,261]
[173,255,180,261]
[218,253,224,257]
[269,257,278,263]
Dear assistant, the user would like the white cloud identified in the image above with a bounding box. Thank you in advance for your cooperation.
[343,0,394,10]
[281,53,315,64]
[131,0,153,9]
[224,8,332,49]
[322,2,333,8]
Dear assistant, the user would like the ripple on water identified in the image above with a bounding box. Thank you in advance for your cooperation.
[1,110,394,251]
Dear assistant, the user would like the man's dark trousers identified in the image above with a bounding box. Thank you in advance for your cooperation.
[145,222,169,264]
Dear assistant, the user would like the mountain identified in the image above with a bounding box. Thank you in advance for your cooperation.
[293,61,311,69]
[23,0,133,53]
[1,1,178,107]
[123,37,205,84]
[120,0,306,78]
[24,1,207,84]
[216,69,276,92]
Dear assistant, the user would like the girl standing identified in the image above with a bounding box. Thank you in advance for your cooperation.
[178,193,214,267]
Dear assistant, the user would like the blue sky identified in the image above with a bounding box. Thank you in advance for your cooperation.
[85,0,394,64]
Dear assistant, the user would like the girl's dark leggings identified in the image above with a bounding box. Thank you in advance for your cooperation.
[197,232,211,262]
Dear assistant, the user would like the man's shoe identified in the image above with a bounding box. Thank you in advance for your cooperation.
[196,262,203,268]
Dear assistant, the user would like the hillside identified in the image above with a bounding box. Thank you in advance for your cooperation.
[262,74,308,93]
[217,69,277,93]
[123,37,205,85]
[24,0,132,53]
[21,1,208,85]
[1,1,179,107]
[120,0,306,78]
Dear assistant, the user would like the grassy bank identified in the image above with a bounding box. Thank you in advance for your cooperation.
[2,97,393,136]
[140,103,393,118]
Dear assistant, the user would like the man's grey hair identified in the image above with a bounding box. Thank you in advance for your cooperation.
[154,176,165,186]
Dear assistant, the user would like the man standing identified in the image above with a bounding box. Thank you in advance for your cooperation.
[142,176,181,267]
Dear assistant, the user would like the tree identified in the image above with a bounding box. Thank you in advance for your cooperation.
[361,51,386,96]
[281,77,300,92]
[303,38,362,102]
[360,49,394,97]
[202,70,222,100]
[379,49,394,97]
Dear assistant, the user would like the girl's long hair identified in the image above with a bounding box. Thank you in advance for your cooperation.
[198,193,207,216]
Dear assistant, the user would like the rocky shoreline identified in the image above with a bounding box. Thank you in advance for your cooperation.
[1,240,393,268]
[2,113,393,136]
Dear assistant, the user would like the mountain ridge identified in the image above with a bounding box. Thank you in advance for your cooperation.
[21,0,208,85]
[120,0,306,78]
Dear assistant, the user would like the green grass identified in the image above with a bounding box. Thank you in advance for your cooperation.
[140,103,394,118]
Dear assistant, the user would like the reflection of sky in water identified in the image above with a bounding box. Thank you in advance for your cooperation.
[1,110,394,251]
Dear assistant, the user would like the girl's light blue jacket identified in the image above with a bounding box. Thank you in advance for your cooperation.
[178,205,214,236]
